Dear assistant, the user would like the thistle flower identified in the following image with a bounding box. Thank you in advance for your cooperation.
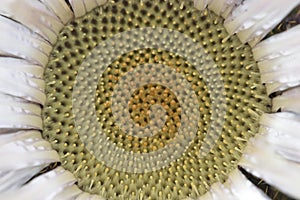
[0,0,299,200]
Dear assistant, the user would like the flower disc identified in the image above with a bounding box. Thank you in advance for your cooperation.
[42,0,271,199]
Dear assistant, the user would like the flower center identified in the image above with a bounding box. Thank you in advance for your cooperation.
[42,0,271,199]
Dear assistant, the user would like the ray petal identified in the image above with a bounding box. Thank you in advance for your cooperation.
[0,94,43,131]
[68,0,86,18]
[273,87,300,113]
[0,64,45,105]
[0,57,44,79]
[252,25,300,94]
[0,0,64,44]
[224,0,300,46]
[197,169,269,200]
[253,25,300,61]
[75,192,105,200]
[208,0,242,18]
[67,0,107,18]
[40,0,74,24]
[240,112,300,199]
[0,16,52,66]
[257,53,300,94]
[95,0,108,6]
[223,169,270,200]
[83,0,99,14]
[0,130,60,192]
[0,167,103,200]
[199,181,235,200]
[193,0,213,10]
[185,171,270,200]
[0,166,48,193]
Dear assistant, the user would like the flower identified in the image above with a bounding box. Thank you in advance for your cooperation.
[0,0,299,199]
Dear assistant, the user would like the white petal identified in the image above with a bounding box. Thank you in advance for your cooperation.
[68,0,86,18]
[0,93,41,115]
[273,87,300,113]
[84,0,99,13]
[253,25,300,93]
[68,0,106,18]
[0,16,52,66]
[75,193,104,200]
[197,169,269,200]
[0,65,45,105]
[95,0,107,6]
[194,0,212,10]
[224,0,300,46]
[208,0,242,18]
[0,0,64,44]
[0,166,47,193]
[0,93,43,131]
[240,112,300,199]
[253,25,300,94]
[199,182,236,200]
[0,130,59,168]
[0,130,60,192]
[258,53,300,94]
[51,185,82,200]
[40,0,74,24]
[56,186,104,200]
[0,57,44,79]
[253,25,300,61]
[260,112,300,162]
[0,167,102,200]
[0,167,74,200]
[223,169,270,200]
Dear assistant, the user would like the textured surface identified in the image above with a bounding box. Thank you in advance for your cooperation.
[42,0,270,199]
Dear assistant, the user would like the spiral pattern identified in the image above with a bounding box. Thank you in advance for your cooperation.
[72,28,225,173]
[42,0,271,199]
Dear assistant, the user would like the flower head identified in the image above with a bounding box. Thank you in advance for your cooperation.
[0,0,299,199]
